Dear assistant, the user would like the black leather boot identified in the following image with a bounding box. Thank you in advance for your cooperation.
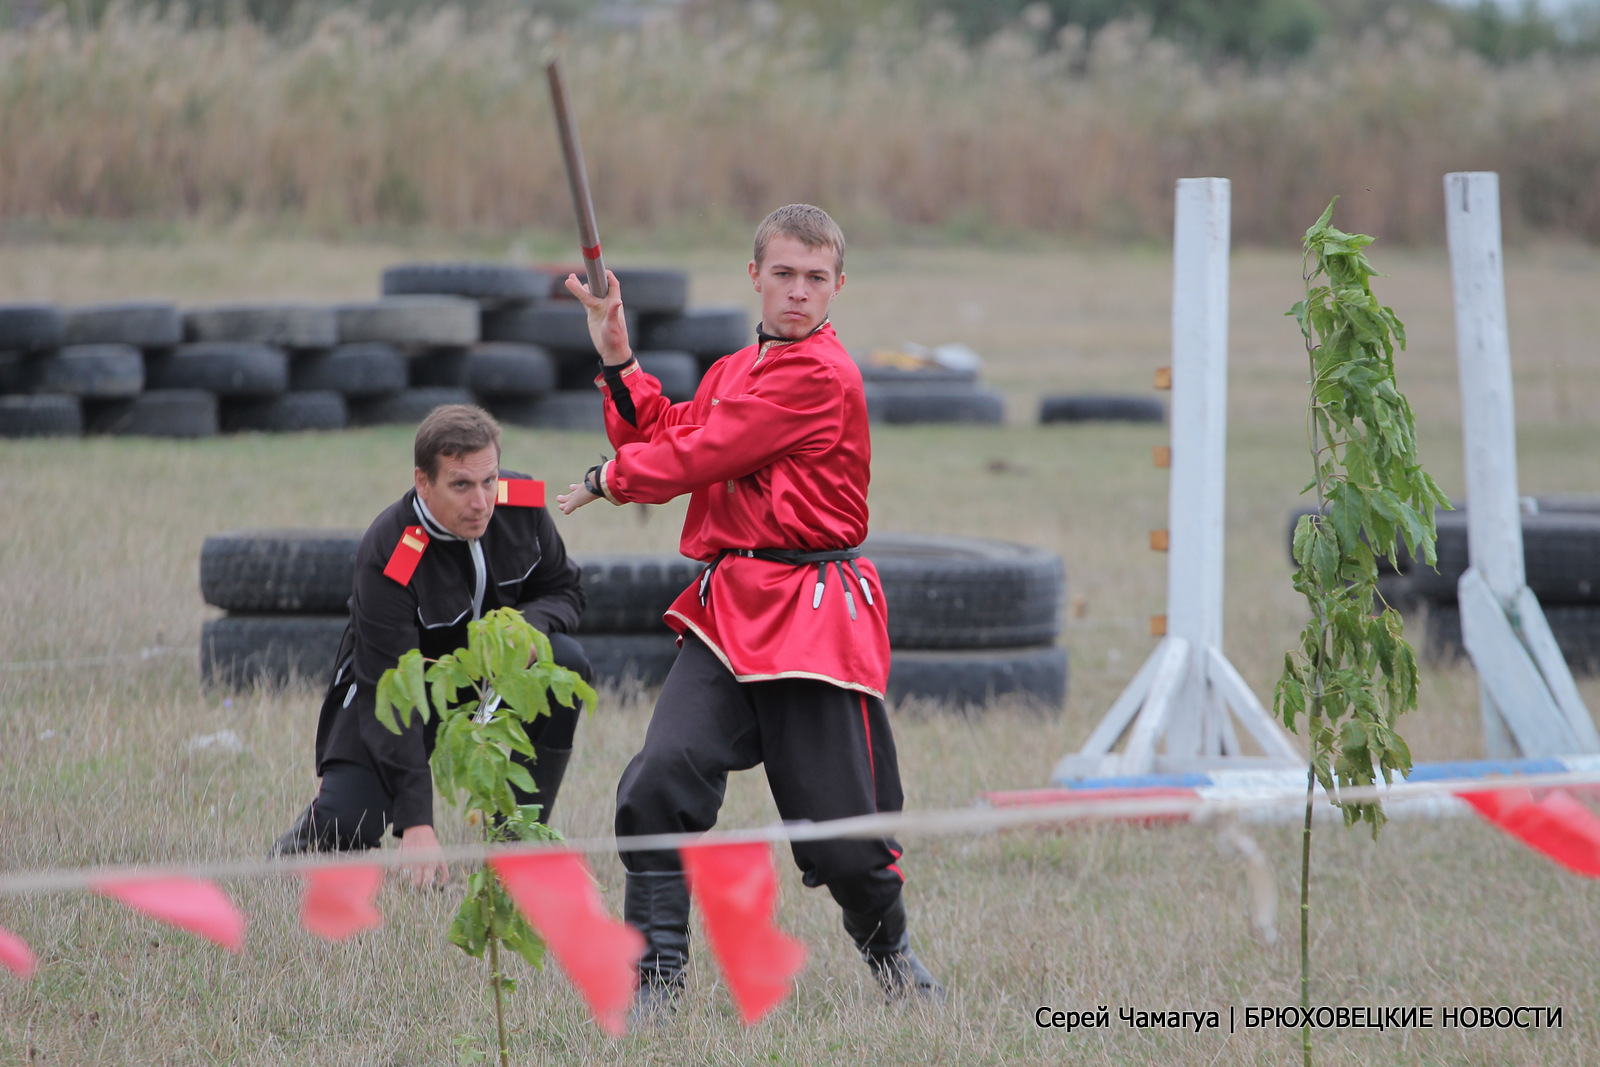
[267,802,323,858]
[495,743,574,840]
[841,895,945,1003]
[624,870,691,1021]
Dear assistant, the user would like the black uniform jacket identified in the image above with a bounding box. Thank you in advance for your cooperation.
[313,470,585,831]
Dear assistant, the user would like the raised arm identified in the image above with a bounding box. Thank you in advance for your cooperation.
[597,352,844,505]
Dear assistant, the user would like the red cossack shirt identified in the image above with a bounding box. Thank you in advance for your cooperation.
[595,322,891,696]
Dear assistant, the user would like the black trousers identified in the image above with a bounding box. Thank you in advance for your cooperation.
[312,631,589,849]
[615,632,906,916]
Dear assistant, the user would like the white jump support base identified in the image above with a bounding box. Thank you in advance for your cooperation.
[1445,172,1600,759]
[1054,178,1301,783]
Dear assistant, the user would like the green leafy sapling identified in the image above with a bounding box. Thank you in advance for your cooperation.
[376,606,597,1067]
[1275,200,1449,1067]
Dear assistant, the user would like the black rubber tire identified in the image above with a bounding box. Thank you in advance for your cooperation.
[612,269,690,315]
[1423,602,1600,675]
[221,391,349,433]
[349,386,475,427]
[335,297,480,346]
[23,344,145,398]
[201,614,347,690]
[863,382,1005,425]
[0,353,32,393]
[887,645,1068,710]
[1411,511,1600,605]
[856,361,978,384]
[62,302,182,347]
[636,351,700,402]
[481,304,639,357]
[0,304,65,351]
[487,390,605,432]
[290,343,408,398]
[556,359,605,391]
[1534,495,1600,514]
[146,343,288,397]
[640,307,750,356]
[182,304,339,348]
[1376,572,1418,615]
[86,389,218,437]
[411,344,557,397]
[580,633,682,686]
[1284,506,1408,576]
[575,555,705,633]
[0,394,82,437]
[200,530,363,613]
[864,533,1065,649]
[381,263,551,306]
[1040,394,1165,424]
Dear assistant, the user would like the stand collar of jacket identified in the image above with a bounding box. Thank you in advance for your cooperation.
[756,318,830,350]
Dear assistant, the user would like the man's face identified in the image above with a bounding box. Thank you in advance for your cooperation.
[414,445,499,539]
[748,234,844,340]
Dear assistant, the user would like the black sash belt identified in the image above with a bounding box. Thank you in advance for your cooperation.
[698,546,874,619]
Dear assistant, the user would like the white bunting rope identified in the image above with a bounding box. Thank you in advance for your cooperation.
[2,768,1596,897]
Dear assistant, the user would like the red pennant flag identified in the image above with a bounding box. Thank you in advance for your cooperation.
[1459,787,1600,878]
[0,925,38,978]
[680,841,807,1025]
[490,850,644,1036]
[301,865,384,941]
[92,875,246,952]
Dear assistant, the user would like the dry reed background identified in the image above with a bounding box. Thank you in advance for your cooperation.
[5,9,1600,245]
[2,238,1600,1063]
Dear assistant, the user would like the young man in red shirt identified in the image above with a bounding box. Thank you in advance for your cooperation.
[557,205,941,1010]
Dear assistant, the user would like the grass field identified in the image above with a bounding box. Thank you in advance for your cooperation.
[4,236,1600,1064]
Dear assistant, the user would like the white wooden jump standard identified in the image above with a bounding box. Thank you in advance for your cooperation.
[1053,177,1302,782]
[1444,171,1600,759]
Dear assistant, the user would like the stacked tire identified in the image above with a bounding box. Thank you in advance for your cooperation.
[0,297,473,438]
[858,359,1005,425]
[1411,499,1600,673]
[199,529,1068,709]
[394,263,747,431]
[569,535,1070,708]
[3,267,749,439]
[869,533,1067,708]
[1284,498,1600,674]
[2,302,171,438]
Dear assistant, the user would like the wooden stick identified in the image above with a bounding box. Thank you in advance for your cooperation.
[545,58,607,299]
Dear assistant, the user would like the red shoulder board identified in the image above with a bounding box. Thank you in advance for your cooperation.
[383,526,430,586]
[496,478,545,507]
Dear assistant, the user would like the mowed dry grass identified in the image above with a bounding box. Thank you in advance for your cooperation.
[3,237,1600,1064]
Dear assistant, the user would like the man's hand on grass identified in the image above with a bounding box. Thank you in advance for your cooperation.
[399,824,448,889]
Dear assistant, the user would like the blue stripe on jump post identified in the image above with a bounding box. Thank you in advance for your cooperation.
[1403,758,1568,782]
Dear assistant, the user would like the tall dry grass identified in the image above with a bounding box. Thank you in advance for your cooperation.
[4,9,1600,244]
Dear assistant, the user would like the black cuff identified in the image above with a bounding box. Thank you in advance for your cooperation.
[601,358,639,427]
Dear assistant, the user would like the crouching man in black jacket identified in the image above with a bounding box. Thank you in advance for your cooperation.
[271,404,590,884]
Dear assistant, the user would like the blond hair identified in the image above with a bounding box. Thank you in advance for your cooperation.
[753,204,845,277]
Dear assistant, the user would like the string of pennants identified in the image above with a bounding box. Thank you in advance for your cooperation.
[5,772,1600,1033]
